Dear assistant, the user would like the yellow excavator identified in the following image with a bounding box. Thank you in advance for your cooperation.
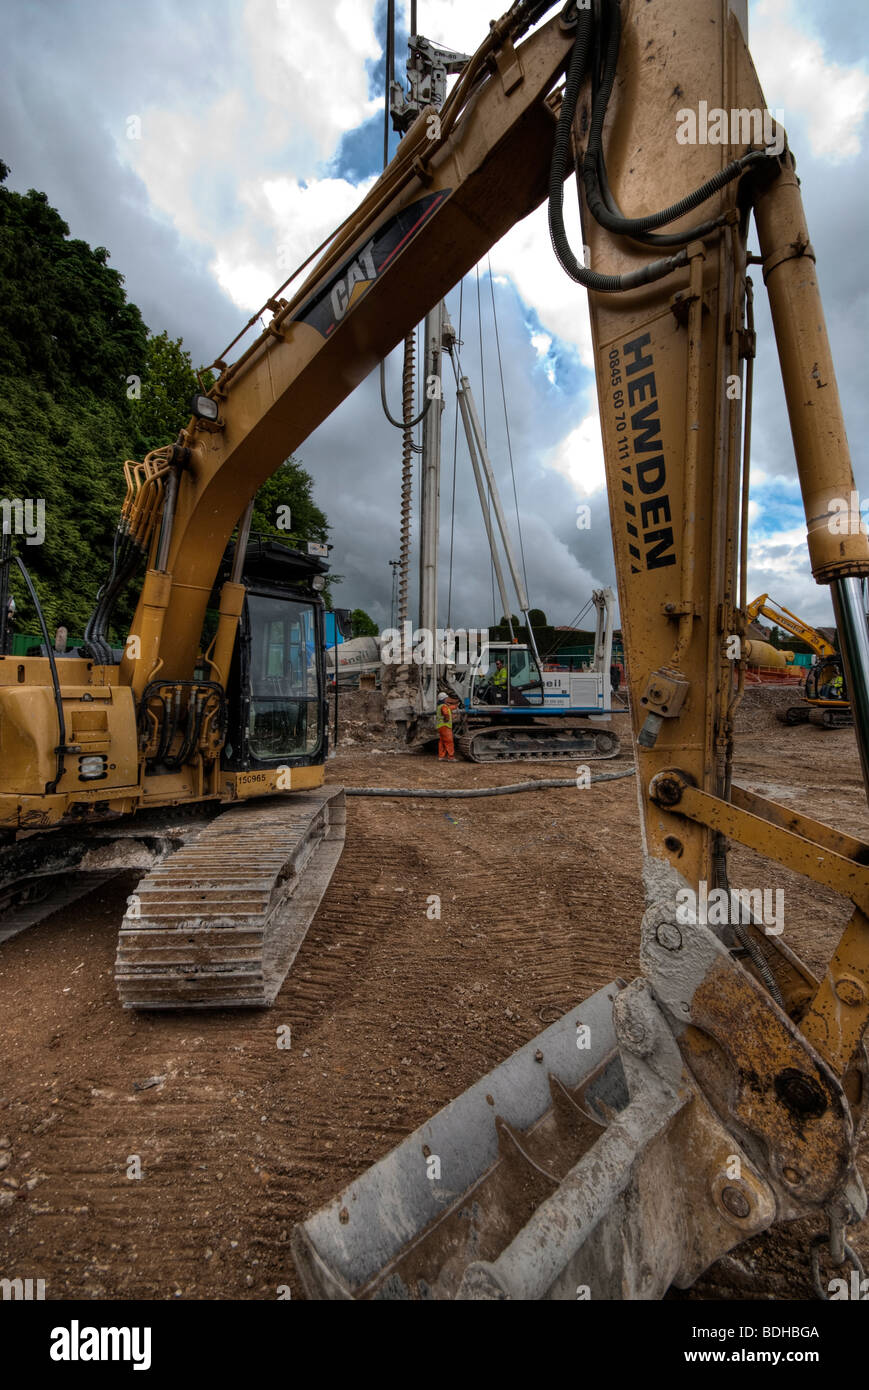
[2,0,869,1298]
[746,592,851,727]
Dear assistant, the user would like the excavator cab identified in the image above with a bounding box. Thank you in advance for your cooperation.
[805,657,847,707]
[219,540,329,772]
[188,536,330,774]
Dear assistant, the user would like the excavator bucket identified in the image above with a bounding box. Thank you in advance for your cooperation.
[293,983,626,1298]
[115,787,345,1009]
[293,969,778,1299]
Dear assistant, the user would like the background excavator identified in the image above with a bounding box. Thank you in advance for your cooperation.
[2,0,868,1301]
[746,592,851,727]
[446,587,620,762]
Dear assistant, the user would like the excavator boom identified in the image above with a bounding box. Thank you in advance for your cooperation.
[747,593,838,660]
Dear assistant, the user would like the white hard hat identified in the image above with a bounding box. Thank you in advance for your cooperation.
[438,691,449,701]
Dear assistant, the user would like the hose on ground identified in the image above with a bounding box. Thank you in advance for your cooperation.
[345,767,636,797]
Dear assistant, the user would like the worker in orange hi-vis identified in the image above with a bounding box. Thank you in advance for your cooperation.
[436,691,456,761]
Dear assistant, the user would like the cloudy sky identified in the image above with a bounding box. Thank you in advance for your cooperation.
[4,0,869,632]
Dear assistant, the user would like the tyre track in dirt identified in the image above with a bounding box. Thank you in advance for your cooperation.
[0,751,644,1298]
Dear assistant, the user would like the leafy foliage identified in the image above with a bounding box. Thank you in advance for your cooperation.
[251,460,329,549]
[350,608,378,637]
[128,330,213,455]
[0,166,335,638]
[493,608,596,659]
[0,178,146,407]
[0,165,147,634]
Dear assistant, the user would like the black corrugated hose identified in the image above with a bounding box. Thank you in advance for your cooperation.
[549,0,772,290]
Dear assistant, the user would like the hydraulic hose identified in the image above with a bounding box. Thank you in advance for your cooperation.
[345,766,636,797]
[592,149,728,248]
[15,556,67,794]
[585,146,769,240]
[582,0,767,236]
[550,0,771,287]
[548,4,687,292]
[380,359,431,431]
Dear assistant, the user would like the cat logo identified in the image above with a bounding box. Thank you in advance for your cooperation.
[330,240,377,323]
[295,191,450,338]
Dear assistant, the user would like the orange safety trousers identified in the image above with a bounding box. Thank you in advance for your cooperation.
[438,727,455,759]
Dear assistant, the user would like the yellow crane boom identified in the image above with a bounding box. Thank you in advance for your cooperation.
[747,592,837,660]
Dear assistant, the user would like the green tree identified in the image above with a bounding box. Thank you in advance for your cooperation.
[496,613,521,633]
[129,330,214,454]
[0,166,335,640]
[251,459,339,605]
[0,162,147,635]
[350,608,378,637]
[0,172,146,406]
[251,458,329,547]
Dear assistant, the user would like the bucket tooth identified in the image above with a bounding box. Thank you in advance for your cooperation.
[494,1116,563,1186]
[550,1047,630,1129]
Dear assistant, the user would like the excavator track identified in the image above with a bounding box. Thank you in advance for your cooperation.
[779,705,852,728]
[455,724,620,763]
[813,706,853,729]
[114,786,346,1010]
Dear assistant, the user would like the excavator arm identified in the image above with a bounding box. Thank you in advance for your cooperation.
[747,594,838,661]
[119,4,581,698]
[292,0,869,1299]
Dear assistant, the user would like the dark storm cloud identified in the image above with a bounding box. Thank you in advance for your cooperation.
[3,0,243,365]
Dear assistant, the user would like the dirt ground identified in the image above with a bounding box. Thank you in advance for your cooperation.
[0,687,866,1301]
